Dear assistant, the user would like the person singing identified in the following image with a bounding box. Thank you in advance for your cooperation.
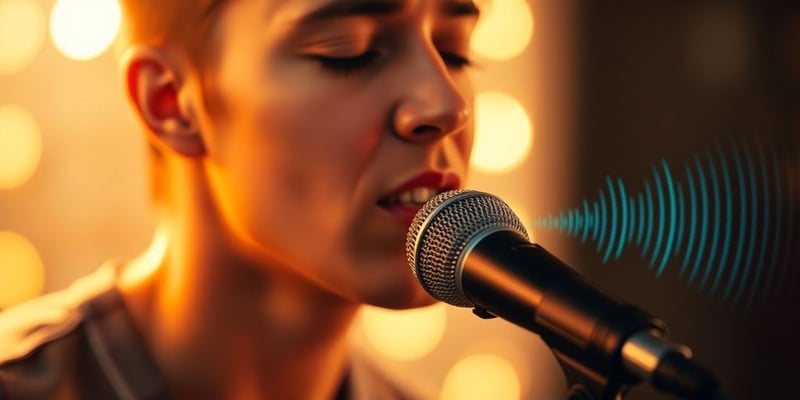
[0,0,480,398]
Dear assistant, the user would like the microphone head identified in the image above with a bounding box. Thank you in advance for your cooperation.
[405,189,529,307]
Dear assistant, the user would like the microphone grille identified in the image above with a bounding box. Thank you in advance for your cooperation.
[406,189,529,307]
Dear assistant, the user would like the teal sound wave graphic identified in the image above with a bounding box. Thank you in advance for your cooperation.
[532,138,797,310]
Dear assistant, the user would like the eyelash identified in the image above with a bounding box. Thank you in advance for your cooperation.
[314,50,473,75]
[313,51,381,75]
[440,52,472,69]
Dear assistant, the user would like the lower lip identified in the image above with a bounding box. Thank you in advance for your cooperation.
[380,204,423,228]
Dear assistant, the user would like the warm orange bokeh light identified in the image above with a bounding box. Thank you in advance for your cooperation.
[360,303,447,361]
[471,91,533,173]
[0,231,45,309]
[471,0,534,60]
[0,0,46,74]
[0,104,43,190]
[440,353,521,400]
[50,0,122,61]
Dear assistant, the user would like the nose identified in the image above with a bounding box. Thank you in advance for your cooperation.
[392,47,470,142]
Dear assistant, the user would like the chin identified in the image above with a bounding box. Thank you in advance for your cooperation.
[363,290,438,310]
[344,238,437,309]
[359,268,439,310]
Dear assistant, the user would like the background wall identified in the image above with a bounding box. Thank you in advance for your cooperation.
[569,1,800,399]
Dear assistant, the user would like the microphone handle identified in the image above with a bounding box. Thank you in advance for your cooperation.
[461,229,661,382]
[652,351,725,400]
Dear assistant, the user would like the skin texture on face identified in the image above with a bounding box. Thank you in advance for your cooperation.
[189,0,478,309]
[114,1,481,398]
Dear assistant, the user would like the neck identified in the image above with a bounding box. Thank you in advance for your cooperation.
[118,162,360,400]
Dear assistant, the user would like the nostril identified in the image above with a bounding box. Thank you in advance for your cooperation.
[392,93,469,141]
[411,125,440,136]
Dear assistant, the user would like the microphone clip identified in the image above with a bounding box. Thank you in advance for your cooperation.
[471,307,498,319]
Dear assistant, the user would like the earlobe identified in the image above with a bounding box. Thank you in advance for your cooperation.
[121,47,206,157]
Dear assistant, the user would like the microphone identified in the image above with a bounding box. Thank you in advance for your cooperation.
[406,189,725,400]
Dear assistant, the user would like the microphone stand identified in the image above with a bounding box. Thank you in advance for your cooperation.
[553,348,728,400]
[471,306,727,400]
[471,306,636,400]
[551,335,728,400]
[554,349,631,400]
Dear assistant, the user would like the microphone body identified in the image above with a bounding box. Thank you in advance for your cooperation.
[462,229,662,381]
[406,190,724,399]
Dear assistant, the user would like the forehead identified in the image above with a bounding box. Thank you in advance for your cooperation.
[244,0,480,24]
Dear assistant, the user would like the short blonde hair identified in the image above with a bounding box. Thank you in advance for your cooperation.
[118,0,225,64]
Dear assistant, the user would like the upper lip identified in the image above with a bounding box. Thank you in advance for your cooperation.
[378,170,462,204]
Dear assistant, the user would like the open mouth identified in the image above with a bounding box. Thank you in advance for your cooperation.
[376,171,461,225]
[377,187,446,208]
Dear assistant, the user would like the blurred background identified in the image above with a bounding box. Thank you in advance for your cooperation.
[1,0,798,399]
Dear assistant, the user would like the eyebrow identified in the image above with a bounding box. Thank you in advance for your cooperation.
[297,0,404,24]
[442,1,480,17]
[296,0,480,24]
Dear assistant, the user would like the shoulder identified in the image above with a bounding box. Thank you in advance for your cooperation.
[0,265,116,365]
[0,266,118,399]
[0,293,84,368]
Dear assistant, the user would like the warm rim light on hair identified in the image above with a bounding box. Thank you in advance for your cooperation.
[50,0,122,61]
[470,0,534,60]
[360,303,447,361]
[0,104,42,190]
[0,0,46,74]
[0,231,45,309]
[440,353,521,400]
[471,91,533,173]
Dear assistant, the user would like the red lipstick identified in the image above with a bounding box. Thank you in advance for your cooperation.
[378,171,461,227]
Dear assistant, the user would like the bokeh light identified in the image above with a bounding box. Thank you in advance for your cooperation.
[471,91,533,173]
[0,104,43,190]
[50,0,122,61]
[471,0,534,60]
[0,231,45,309]
[0,0,46,74]
[360,303,447,361]
[440,353,521,400]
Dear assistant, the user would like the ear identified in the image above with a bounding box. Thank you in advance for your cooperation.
[120,46,206,157]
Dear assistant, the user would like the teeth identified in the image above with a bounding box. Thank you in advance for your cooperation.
[399,191,413,204]
[412,187,434,204]
[388,187,439,206]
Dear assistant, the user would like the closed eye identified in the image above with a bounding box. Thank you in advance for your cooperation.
[439,51,472,70]
[312,49,472,76]
[313,50,381,75]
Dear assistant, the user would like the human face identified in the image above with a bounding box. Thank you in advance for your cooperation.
[197,0,477,308]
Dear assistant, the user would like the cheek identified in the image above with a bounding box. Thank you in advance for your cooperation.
[202,76,389,268]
